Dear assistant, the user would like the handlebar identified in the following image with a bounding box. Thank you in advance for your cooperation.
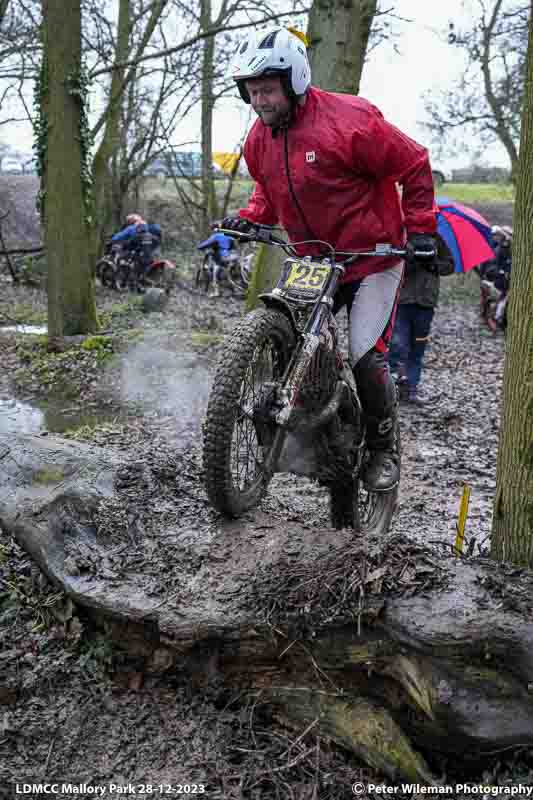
[216,226,435,264]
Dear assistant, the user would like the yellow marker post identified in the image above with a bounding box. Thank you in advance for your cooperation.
[454,484,471,555]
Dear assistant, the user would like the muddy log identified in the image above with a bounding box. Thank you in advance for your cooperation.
[2,433,533,781]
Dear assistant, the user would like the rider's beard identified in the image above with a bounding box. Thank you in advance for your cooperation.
[256,106,289,127]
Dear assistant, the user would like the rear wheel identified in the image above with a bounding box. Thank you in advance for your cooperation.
[144,264,165,290]
[329,419,401,534]
[203,308,295,516]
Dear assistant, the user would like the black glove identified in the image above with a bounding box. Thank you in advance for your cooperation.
[406,233,438,271]
[220,216,254,234]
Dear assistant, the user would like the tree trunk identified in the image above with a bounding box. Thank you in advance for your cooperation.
[491,11,533,565]
[90,0,130,262]
[245,242,285,311]
[5,432,533,781]
[42,0,97,337]
[306,0,377,94]
[200,0,217,233]
[0,0,10,27]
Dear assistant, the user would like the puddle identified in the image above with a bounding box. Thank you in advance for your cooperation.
[0,397,120,435]
[0,324,48,335]
[0,398,44,435]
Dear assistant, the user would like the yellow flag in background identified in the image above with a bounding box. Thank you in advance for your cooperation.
[286,27,309,47]
[212,152,241,175]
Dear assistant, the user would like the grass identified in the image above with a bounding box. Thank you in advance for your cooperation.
[0,304,48,326]
[436,183,514,204]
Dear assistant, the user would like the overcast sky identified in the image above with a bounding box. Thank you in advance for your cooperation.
[173,0,508,170]
[1,0,511,171]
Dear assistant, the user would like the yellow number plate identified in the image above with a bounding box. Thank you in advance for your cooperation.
[282,262,330,293]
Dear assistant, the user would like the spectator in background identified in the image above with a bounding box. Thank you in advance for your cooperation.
[389,236,454,405]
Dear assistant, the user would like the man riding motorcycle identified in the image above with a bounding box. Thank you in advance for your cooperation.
[221,27,437,492]
[111,213,162,290]
[197,224,238,295]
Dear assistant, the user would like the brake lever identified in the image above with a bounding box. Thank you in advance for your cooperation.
[412,249,437,259]
[218,228,255,241]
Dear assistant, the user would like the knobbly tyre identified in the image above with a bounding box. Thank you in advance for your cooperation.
[202,226,431,532]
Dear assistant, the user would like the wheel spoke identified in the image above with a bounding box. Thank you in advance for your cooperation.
[230,338,279,492]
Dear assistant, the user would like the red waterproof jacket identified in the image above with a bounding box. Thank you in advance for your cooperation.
[239,87,436,282]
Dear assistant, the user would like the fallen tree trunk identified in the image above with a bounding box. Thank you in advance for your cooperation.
[2,433,533,782]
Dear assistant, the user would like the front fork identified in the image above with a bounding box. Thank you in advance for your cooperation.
[263,264,356,475]
[275,262,345,426]
[261,328,323,475]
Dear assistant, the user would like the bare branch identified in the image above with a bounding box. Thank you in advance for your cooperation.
[90,9,309,78]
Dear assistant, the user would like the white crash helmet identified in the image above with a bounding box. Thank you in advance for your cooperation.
[230,28,311,104]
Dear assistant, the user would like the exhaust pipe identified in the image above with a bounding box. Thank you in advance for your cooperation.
[288,380,353,433]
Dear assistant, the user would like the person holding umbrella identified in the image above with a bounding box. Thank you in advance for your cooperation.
[389,198,496,404]
[389,235,454,404]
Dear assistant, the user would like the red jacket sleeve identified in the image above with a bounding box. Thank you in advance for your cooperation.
[238,181,278,226]
[237,132,278,226]
[350,105,436,235]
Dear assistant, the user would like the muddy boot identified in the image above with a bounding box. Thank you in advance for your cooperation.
[361,412,400,492]
[354,350,400,492]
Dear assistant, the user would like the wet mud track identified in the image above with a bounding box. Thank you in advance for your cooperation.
[0,282,505,795]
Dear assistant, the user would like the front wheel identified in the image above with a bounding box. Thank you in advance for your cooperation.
[329,420,401,534]
[202,308,296,517]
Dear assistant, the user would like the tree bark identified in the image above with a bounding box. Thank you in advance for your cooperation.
[491,10,533,565]
[4,432,533,780]
[90,0,131,262]
[245,240,285,311]
[200,0,217,233]
[479,0,520,180]
[42,0,97,337]
[0,0,10,28]
[306,0,377,94]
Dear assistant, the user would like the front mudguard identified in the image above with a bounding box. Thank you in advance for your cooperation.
[258,292,299,338]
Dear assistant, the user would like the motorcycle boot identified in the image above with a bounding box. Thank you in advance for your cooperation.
[353,350,400,492]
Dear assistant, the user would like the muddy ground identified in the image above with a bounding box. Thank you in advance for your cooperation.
[1,188,528,798]
[0,266,516,798]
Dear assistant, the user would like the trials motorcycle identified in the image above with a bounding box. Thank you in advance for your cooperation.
[202,226,421,532]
